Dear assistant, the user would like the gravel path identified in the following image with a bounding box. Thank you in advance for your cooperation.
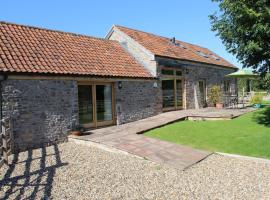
[1,141,270,200]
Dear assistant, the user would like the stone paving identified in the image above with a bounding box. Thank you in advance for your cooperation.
[69,107,255,170]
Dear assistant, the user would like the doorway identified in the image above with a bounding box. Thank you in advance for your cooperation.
[78,83,115,128]
[162,79,183,111]
[161,67,183,111]
[198,80,207,107]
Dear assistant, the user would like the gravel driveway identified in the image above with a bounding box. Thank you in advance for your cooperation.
[1,141,270,200]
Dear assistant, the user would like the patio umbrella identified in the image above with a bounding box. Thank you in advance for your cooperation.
[226,69,259,93]
[226,69,259,105]
[225,69,258,78]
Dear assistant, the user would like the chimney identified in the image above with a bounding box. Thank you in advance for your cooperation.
[170,37,176,44]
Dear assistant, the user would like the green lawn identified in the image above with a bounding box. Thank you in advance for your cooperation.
[145,106,270,159]
[263,100,270,105]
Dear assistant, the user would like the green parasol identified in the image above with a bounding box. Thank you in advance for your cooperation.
[225,69,258,79]
[226,69,259,101]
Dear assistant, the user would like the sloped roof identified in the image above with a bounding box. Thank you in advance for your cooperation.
[114,25,236,69]
[0,22,152,78]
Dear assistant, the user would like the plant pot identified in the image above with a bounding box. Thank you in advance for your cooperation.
[216,103,223,109]
[253,104,261,108]
[70,130,82,136]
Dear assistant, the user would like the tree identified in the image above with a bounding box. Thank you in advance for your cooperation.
[210,0,270,75]
[253,73,270,91]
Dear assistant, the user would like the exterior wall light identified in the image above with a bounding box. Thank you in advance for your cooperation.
[118,81,122,89]
[0,74,7,81]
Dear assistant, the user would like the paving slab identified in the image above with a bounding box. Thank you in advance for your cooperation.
[69,107,254,170]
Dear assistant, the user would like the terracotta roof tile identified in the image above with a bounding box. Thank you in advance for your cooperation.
[0,22,152,78]
[115,25,236,69]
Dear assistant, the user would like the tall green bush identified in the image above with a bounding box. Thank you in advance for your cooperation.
[208,85,222,106]
[250,94,263,105]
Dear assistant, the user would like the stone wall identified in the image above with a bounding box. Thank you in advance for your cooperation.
[1,78,162,151]
[108,27,158,76]
[108,28,237,110]
[185,64,237,109]
[2,79,78,152]
[115,80,162,124]
[155,57,237,109]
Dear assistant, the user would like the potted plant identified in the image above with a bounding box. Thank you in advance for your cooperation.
[69,125,82,136]
[250,94,263,108]
[208,85,223,109]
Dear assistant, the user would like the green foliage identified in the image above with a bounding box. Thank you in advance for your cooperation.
[250,94,263,104]
[253,73,270,91]
[208,85,222,105]
[145,107,270,159]
[237,79,249,93]
[263,100,270,105]
[210,0,270,74]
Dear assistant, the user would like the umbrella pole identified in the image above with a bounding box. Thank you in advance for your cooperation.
[242,87,245,108]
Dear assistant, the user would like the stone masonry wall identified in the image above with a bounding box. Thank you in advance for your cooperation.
[155,57,237,109]
[185,64,237,109]
[108,28,237,110]
[115,80,162,124]
[108,27,158,76]
[2,79,78,152]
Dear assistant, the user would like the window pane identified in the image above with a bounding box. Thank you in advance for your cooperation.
[198,81,206,107]
[161,69,174,75]
[78,85,93,124]
[176,71,182,76]
[162,80,175,108]
[224,81,230,92]
[176,80,182,107]
[96,85,113,121]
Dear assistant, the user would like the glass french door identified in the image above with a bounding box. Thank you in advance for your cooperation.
[96,84,113,126]
[162,80,175,109]
[78,83,114,128]
[198,80,207,107]
[162,79,183,111]
[78,85,94,126]
[176,79,183,107]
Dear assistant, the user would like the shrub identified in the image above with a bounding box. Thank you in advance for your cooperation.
[208,85,222,106]
[250,94,263,105]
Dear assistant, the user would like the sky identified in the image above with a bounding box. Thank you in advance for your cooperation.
[0,0,241,68]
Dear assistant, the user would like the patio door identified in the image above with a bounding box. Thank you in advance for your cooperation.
[78,83,115,128]
[162,78,183,111]
[198,80,207,107]
[96,84,114,127]
[162,79,175,109]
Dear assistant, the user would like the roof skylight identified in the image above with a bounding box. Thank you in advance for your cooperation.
[210,55,220,61]
[196,51,209,58]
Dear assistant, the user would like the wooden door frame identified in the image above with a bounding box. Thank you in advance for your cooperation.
[78,81,116,129]
[77,83,95,128]
[198,79,207,107]
[161,77,184,112]
[95,83,116,127]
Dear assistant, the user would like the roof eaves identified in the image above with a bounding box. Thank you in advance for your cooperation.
[154,54,238,69]
[2,71,155,79]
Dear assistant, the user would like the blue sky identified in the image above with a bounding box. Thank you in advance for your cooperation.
[1,0,241,68]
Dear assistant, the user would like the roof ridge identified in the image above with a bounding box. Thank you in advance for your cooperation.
[114,25,207,50]
[0,21,116,43]
[114,25,171,41]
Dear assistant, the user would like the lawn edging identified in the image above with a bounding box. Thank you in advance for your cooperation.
[217,152,270,164]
